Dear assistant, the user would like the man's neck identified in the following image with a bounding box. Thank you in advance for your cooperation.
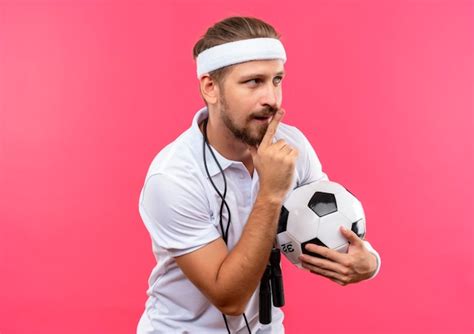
[199,117,254,177]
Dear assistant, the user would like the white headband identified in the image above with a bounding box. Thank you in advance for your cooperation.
[196,37,287,79]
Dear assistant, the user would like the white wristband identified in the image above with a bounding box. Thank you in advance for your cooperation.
[363,240,381,280]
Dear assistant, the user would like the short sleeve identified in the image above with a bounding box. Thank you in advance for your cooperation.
[296,128,330,185]
[139,172,221,257]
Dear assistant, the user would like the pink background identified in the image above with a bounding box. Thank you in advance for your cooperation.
[1,0,473,333]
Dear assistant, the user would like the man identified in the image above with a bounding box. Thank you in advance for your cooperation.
[137,16,381,334]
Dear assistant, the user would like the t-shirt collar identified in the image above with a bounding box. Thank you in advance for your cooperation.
[191,106,235,178]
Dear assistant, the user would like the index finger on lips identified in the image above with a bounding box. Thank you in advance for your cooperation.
[260,108,285,148]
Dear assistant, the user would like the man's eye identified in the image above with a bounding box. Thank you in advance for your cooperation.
[246,79,261,85]
[274,76,283,84]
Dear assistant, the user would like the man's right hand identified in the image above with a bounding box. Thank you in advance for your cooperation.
[248,108,299,203]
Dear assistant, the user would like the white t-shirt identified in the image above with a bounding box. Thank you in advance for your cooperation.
[137,106,381,333]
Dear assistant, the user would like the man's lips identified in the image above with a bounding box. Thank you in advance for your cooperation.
[252,114,274,122]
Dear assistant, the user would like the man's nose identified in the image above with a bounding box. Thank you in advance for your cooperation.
[260,83,279,109]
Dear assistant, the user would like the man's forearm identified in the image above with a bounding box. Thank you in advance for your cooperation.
[214,192,282,314]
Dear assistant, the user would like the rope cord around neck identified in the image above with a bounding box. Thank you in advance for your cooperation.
[202,118,251,334]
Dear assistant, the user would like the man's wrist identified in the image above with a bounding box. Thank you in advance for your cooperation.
[256,190,284,206]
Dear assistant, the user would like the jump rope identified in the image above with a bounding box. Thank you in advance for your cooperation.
[201,117,285,334]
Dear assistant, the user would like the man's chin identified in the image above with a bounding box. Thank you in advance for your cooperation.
[239,133,262,147]
[235,124,267,147]
[244,135,265,147]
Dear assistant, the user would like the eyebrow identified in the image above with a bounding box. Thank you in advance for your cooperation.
[239,71,286,81]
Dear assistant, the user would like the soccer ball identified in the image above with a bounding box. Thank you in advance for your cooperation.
[276,180,366,268]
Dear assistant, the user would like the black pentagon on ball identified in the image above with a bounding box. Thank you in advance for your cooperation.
[351,220,366,239]
[277,206,289,234]
[301,238,329,259]
[308,192,337,217]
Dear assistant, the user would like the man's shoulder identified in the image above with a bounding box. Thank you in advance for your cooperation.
[276,122,308,148]
[276,122,304,136]
[145,128,202,181]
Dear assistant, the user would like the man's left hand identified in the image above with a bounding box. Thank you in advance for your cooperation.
[298,226,377,286]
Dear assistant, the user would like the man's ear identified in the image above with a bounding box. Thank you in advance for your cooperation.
[199,76,220,105]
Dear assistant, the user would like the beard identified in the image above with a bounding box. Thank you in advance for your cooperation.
[219,94,278,147]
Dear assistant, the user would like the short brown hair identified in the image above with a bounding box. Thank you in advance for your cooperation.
[193,16,281,87]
